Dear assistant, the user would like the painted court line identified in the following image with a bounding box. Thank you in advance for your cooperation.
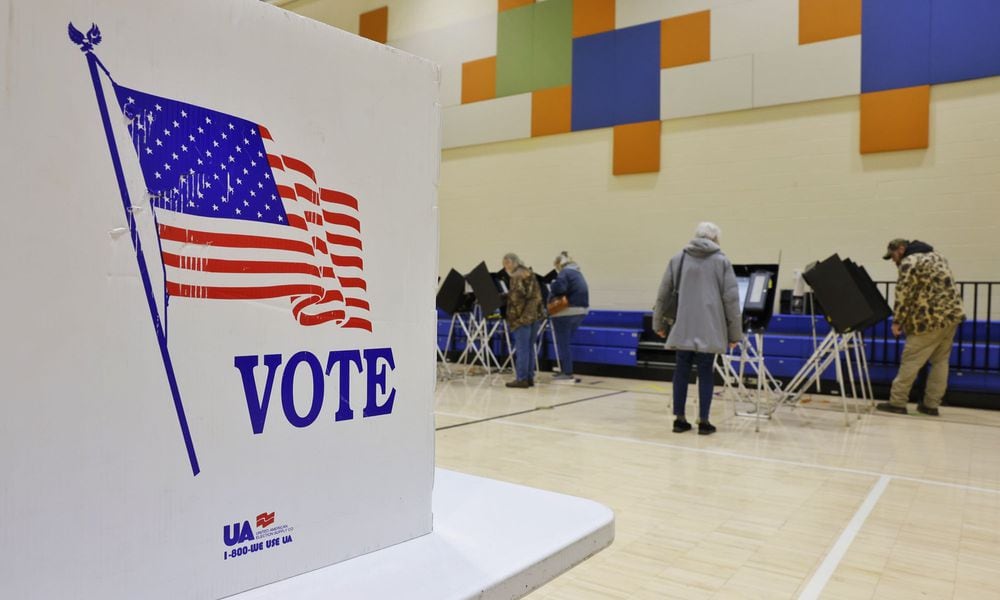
[797,475,891,600]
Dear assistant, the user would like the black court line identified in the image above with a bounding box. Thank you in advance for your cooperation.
[435,390,627,432]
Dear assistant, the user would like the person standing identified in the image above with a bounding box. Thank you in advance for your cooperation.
[653,223,742,435]
[502,253,545,389]
[548,251,590,383]
[876,239,965,416]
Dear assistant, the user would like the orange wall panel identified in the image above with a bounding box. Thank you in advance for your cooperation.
[661,11,711,69]
[532,85,572,136]
[799,0,861,45]
[462,57,498,104]
[613,121,661,175]
[573,0,616,38]
[359,6,388,44]
[860,85,930,154]
[499,0,534,12]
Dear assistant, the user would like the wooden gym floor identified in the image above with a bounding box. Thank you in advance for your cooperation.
[434,373,1000,599]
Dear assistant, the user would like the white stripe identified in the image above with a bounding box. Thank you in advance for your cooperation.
[798,476,890,600]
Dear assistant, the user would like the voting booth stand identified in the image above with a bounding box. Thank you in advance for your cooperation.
[2,2,612,598]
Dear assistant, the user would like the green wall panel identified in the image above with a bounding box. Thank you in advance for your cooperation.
[496,5,534,97]
[532,0,573,90]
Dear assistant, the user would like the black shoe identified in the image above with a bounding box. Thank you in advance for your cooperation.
[876,402,908,415]
[672,419,692,433]
[916,403,939,416]
[505,380,530,388]
[527,378,535,387]
[698,422,717,435]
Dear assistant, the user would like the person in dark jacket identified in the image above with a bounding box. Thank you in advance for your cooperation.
[502,253,545,388]
[653,222,742,435]
[548,251,590,383]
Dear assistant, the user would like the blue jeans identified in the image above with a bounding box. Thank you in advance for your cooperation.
[511,321,540,382]
[551,314,586,375]
[673,350,716,422]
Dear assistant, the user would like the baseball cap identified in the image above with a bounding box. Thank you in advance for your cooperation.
[882,238,908,260]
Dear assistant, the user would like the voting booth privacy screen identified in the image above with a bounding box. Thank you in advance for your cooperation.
[1,1,440,598]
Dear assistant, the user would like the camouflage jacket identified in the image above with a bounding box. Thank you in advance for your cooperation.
[895,248,965,335]
[505,266,545,330]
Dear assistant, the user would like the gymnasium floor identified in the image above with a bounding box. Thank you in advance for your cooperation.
[434,373,1000,599]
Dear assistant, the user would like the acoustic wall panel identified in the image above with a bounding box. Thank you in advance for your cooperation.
[711,0,798,60]
[798,0,860,45]
[660,10,711,69]
[359,6,389,43]
[930,0,1000,85]
[532,0,574,90]
[500,0,534,11]
[573,0,616,38]
[442,93,532,148]
[571,30,617,130]
[462,56,497,103]
[860,0,931,93]
[753,35,860,108]
[532,85,573,136]
[497,4,535,96]
[613,22,662,125]
[613,120,661,174]
[660,55,753,119]
[860,85,930,154]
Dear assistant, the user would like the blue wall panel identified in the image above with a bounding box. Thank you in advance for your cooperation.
[861,0,931,92]
[930,0,1000,84]
[612,22,661,125]
[572,31,617,131]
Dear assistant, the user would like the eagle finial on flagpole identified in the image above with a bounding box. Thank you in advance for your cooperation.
[68,22,102,53]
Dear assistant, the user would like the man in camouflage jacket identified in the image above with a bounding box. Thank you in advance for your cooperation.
[877,239,965,416]
[502,253,545,388]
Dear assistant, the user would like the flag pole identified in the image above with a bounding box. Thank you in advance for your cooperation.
[71,24,200,476]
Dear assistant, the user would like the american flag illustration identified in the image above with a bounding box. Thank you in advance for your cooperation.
[112,85,372,331]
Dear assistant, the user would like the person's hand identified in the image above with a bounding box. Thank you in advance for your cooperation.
[891,322,902,338]
[655,329,666,338]
[729,342,738,350]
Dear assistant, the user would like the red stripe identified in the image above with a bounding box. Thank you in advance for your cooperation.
[306,211,323,226]
[167,282,327,300]
[158,224,313,255]
[291,291,346,320]
[267,154,284,170]
[282,155,316,183]
[295,183,319,205]
[276,184,295,200]
[287,214,308,230]
[320,188,358,210]
[342,317,373,331]
[338,277,367,291]
[323,211,361,231]
[327,233,363,249]
[298,310,348,327]
[345,298,370,310]
[258,125,272,140]
[313,237,328,254]
[163,252,334,278]
[330,254,363,269]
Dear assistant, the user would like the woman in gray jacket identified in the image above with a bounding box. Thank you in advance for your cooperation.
[653,222,742,435]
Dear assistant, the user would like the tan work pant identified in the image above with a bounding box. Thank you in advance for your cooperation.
[889,324,959,408]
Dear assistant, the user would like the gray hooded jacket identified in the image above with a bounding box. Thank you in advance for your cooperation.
[653,238,742,354]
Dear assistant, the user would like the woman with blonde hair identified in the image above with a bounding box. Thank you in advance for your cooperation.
[548,251,590,383]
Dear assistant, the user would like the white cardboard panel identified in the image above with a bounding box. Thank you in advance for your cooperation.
[390,13,497,107]
[442,94,532,148]
[711,0,798,60]
[753,36,861,108]
[660,55,753,119]
[1,1,439,599]
[616,0,749,30]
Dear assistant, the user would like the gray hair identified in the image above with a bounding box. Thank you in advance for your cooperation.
[553,251,573,268]
[694,222,721,242]
[503,252,525,268]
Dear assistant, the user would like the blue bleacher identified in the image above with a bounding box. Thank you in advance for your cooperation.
[436,309,1000,393]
